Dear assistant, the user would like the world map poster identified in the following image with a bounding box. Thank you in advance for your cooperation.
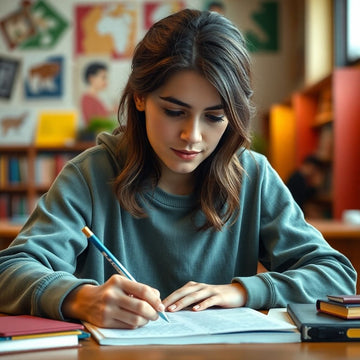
[75,3,137,59]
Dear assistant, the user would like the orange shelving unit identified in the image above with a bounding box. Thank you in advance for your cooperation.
[269,65,360,219]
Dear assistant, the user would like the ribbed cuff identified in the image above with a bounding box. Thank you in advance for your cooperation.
[34,272,98,320]
[232,274,272,309]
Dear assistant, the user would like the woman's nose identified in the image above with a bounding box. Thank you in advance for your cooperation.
[180,117,202,143]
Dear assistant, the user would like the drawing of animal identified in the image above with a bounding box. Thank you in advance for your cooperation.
[28,62,60,93]
[0,113,27,137]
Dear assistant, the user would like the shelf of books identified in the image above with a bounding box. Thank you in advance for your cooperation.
[268,65,360,219]
[0,142,94,223]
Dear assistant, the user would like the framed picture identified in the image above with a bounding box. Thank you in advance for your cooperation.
[0,109,36,144]
[23,55,64,99]
[0,6,36,49]
[74,2,138,59]
[0,56,20,99]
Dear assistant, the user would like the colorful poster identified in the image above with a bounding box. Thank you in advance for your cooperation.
[35,110,77,147]
[0,109,36,144]
[0,5,36,49]
[20,0,68,49]
[0,56,20,99]
[245,1,279,52]
[23,55,64,99]
[0,0,68,50]
[144,1,185,30]
[75,3,137,59]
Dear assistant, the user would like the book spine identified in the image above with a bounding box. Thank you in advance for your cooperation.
[8,157,20,184]
[0,194,9,219]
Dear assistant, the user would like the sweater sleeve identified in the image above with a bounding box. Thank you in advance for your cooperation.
[0,161,98,320]
[234,156,357,309]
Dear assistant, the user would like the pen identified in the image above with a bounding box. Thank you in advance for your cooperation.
[81,226,169,323]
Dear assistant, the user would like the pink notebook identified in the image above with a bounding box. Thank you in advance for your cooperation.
[0,315,83,337]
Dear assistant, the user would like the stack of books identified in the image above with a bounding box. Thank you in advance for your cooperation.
[0,315,85,354]
[288,298,360,342]
[316,294,360,320]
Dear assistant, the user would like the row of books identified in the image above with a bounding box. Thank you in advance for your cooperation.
[0,155,28,186]
[0,153,73,188]
[0,194,31,222]
[34,153,70,187]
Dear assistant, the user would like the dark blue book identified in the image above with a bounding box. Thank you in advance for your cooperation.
[287,303,360,342]
[8,157,20,184]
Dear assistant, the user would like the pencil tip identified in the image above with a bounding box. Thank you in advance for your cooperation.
[160,312,170,322]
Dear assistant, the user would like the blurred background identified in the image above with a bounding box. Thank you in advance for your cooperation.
[0,0,359,225]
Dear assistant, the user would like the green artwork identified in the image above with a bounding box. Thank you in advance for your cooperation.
[20,0,68,49]
[245,1,278,52]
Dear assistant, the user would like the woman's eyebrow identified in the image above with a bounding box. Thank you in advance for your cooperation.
[159,96,223,110]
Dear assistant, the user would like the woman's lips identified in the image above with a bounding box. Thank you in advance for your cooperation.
[172,149,201,160]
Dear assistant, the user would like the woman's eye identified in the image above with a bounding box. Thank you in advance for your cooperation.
[164,109,184,117]
[206,114,225,122]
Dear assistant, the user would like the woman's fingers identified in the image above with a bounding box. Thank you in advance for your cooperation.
[163,282,247,312]
[63,274,164,329]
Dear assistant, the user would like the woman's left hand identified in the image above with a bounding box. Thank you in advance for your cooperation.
[162,281,247,312]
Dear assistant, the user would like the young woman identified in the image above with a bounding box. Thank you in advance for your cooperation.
[0,9,356,330]
[81,62,111,125]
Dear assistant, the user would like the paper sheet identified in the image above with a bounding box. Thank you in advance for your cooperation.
[90,307,296,340]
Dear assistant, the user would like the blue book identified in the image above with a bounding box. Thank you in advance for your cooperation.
[287,303,360,342]
[8,157,20,184]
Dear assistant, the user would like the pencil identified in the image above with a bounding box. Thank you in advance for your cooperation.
[82,226,169,323]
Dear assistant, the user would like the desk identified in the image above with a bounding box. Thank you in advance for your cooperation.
[1,337,360,360]
[0,220,22,249]
[308,220,360,240]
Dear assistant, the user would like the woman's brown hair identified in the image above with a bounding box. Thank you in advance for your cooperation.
[114,9,254,231]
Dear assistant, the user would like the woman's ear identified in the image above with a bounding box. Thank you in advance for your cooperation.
[134,94,145,111]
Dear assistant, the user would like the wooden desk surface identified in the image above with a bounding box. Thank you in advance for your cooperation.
[0,219,360,358]
[308,219,360,240]
[0,220,22,237]
[1,337,360,360]
[0,220,22,249]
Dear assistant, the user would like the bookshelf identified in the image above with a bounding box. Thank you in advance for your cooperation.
[269,65,360,219]
[0,142,94,223]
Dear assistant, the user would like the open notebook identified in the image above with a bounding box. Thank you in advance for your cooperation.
[84,307,300,345]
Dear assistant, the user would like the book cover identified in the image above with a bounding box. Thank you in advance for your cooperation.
[327,294,360,304]
[0,315,84,337]
[287,303,360,342]
[316,299,360,319]
[0,315,84,354]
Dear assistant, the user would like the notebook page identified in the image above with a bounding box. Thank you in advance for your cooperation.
[92,307,296,340]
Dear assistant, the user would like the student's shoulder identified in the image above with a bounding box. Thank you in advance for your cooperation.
[69,132,121,173]
[238,148,269,171]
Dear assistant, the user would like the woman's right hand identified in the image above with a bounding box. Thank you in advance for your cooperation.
[62,274,165,329]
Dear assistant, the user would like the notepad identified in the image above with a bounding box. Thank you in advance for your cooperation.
[84,307,300,345]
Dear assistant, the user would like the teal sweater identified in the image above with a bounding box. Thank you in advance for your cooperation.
[0,133,356,320]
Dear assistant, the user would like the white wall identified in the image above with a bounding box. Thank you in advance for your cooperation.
[0,0,304,137]
[225,0,305,133]
[304,0,333,86]
[0,0,201,129]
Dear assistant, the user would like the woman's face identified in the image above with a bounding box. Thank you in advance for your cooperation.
[89,69,108,92]
[135,70,229,193]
